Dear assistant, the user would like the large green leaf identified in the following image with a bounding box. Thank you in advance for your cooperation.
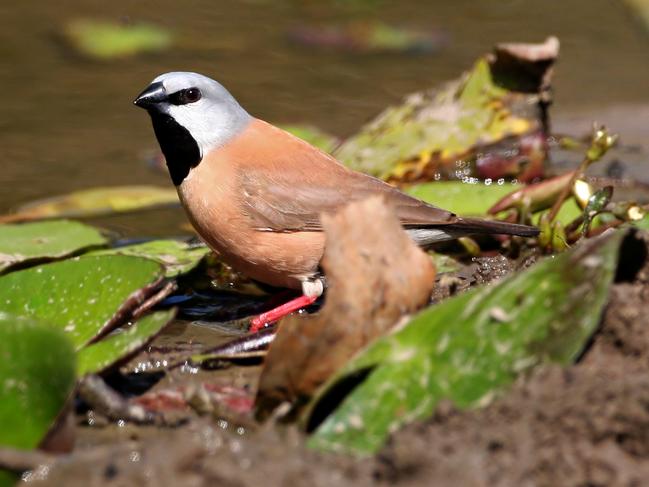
[307,230,625,454]
[409,180,581,223]
[0,255,163,349]
[87,240,209,278]
[0,220,107,273]
[0,185,179,223]
[0,314,76,450]
[407,181,521,215]
[77,309,175,375]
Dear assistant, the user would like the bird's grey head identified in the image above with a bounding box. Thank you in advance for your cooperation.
[134,72,251,185]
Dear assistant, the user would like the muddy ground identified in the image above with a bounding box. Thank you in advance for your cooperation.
[19,232,649,487]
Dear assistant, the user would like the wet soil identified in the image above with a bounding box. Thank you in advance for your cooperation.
[24,234,649,487]
[377,234,649,487]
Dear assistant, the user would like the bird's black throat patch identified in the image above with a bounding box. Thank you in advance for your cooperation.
[149,112,201,185]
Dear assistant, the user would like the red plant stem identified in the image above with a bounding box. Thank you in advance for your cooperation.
[547,156,590,222]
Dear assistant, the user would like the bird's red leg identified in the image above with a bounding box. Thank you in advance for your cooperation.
[249,294,318,333]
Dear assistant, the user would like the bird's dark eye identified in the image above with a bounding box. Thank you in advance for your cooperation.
[169,87,202,105]
[182,88,202,103]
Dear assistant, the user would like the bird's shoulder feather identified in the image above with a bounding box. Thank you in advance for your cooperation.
[230,119,458,232]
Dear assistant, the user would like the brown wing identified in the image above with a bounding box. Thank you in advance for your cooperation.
[239,149,458,233]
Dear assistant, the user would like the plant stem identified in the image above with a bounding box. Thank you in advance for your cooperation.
[547,155,590,222]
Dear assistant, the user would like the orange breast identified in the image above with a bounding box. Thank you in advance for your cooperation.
[176,119,325,290]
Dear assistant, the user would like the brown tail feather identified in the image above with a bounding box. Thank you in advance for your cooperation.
[447,217,539,237]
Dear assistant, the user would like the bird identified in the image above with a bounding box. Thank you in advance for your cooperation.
[133,72,539,331]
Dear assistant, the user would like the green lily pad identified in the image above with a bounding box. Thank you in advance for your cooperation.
[77,309,175,375]
[0,220,107,274]
[0,185,179,223]
[0,313,76,450]
[88,240,209,278]
[307,229,625,454]
[64,19,172,60]
[407,181,522,215]
[0,255,163,349]
[280,125,338,153]
[409,180,581,224]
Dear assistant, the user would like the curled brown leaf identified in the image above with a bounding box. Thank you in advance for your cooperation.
[255,196,436,420]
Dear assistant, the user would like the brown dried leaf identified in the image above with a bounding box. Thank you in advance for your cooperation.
[255,196,436,419]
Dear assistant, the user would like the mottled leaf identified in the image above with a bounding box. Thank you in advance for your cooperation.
[0,185,179,223]
[0,255,163,349]
[0,220,107,273]
[63,19,172,60]
[307,229,625,454]
[87,240,209,278]
[335,38,558,183]
[0,314,76,450]
[77,309,175,375]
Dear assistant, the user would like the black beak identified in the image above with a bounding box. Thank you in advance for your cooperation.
[133,81,167,109]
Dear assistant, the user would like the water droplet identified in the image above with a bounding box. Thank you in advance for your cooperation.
[229,440,242,454]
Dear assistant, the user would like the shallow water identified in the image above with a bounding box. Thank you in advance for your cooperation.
[1,0,648,236]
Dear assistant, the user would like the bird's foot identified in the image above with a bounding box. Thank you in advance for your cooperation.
[249,294,318,333]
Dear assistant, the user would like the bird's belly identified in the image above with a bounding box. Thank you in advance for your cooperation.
[224,231,325,290]
[177,184,324,290]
